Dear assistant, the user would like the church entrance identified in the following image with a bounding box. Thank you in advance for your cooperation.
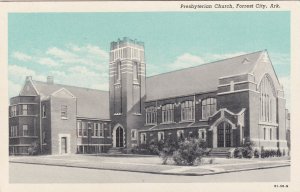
[115,126,124,148]
[217,122,232,147]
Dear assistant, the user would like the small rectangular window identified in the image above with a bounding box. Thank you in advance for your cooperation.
[77,121,82,137]
[131,129,137,140]
[158,132,164,141]
[10,106,17,117]
[141,133,147,144]
[93,123,98,137]
[42,132,46,144]
[100,123,104,137]
[22,105,28,115]
[61,105,68,119]
[22,125,28,136]
[82,122,87,137]
[177,130,184,139]
[42,104,46,118]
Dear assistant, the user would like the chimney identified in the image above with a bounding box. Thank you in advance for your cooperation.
[47,76,54,84]
[26,76,32,81]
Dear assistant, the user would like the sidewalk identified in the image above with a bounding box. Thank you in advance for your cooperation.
[9,155,290,176]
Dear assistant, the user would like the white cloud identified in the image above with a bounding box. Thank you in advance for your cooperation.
[9,43,111,97]
[269,53,290,66]
[8,80,22,98]
[8,65,46,97]
[68,66,98,77]
[148,51,248,75]
[46,45,109,69]
[38,57,60,67]
[47,47,79,63]
[8,65,44,83]
[204,52,247,62]
[12,51,32,62]
[167,53,205,71]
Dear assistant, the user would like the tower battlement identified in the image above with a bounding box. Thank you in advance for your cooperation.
[110,37,144,50]
[109,37,145,63]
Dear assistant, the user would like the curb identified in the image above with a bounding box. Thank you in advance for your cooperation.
[9,160,291,177]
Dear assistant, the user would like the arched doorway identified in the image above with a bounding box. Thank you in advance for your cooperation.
[217,122,232,147]
[115,126,124,148]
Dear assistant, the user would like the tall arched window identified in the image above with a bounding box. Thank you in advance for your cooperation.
[133,62,138,81]
[146,106,157,124]
[259,75,276,123]
[202,98,216,119]
[181,100,194,121]
[162,104,174,123]
[116,61,121,82]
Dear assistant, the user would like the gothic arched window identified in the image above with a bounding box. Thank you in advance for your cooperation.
[162,104,174,123]
[116,61,121,82]
[181,100,194,121]
[133,62,138,81]
[146,106,157,124]
[202,98,216,119]
[259,75,276,123]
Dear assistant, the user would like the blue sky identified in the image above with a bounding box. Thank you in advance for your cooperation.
[8,12,290,108]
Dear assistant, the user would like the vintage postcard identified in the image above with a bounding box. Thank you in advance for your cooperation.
[0,1,299,192]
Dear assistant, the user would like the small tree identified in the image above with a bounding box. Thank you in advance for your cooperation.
[242,137,255,158]
[28,140,40,155]
[172,138,206,166]
[158,137,179,165]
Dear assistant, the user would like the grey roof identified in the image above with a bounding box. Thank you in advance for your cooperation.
[146,51,264,101]
[32,80,109,120]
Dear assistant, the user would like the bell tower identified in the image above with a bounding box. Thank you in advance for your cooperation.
[109,37,146,149]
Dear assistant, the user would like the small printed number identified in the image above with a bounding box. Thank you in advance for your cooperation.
[274,184,288,188]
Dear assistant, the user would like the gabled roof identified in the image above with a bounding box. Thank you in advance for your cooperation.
[32,80,109,120]
[146,51,265,101]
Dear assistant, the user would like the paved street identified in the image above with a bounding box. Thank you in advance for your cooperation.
[10,163,290,183]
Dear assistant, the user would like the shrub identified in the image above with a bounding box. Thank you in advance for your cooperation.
[158,137,179,165]
[234,147,243,158]
[241,137,255,158]
[254,149,260,158]
[148,140,159,155]
[172,138,206,166]
[28,141,40,155]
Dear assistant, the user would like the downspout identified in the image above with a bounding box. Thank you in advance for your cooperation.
[39,96,43,154]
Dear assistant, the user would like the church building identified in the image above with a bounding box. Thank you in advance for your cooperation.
[9,37,289,155]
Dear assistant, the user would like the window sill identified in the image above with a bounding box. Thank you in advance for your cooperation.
[145,123,157,126]
[114,113,122,116]
[9,136,39,138]
[199,119,208,122]
[161,122,175,125]
[179,120,194,123]
[259,122,278,126]
[133,113,142,116]
[61,117,68,120]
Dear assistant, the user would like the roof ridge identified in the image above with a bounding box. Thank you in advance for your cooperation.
[147,50,264,79]
[32,80,108,93]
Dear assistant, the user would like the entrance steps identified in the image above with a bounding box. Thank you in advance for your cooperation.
[107,148,123,155]
[209,147,235,158]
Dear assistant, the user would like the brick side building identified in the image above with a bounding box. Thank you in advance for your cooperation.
[9,37,289,155]
[9,77,111,155]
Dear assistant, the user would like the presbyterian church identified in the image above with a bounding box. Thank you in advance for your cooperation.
[9,37,289,155]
